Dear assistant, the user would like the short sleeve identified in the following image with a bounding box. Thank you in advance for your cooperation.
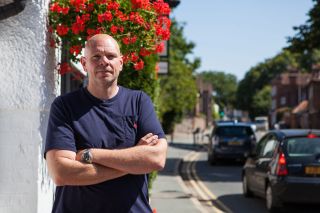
[44,97,77,158]
[137,92,166,140]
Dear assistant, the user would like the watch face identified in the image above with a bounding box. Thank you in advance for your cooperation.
[82,149,92,163]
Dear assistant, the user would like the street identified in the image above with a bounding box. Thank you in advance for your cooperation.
[191,149,320,213]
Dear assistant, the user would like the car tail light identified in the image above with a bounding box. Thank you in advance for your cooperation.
[308,134,318,139]
[276,151,288,176]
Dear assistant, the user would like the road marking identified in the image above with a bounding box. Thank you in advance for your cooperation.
[183,151,234,213]
[190,154,234,213]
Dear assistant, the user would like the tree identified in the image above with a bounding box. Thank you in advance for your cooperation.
[158,18,199,134]
[199,71,237,109]
[288,0,320,52]
[287,0,320,70]
[252,85,272,116]
[236,50,298,118]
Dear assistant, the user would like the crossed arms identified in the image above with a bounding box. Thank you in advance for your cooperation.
[46,133,167,186]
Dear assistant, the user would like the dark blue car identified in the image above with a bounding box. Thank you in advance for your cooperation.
[207,122,256,164]
[242,129,320,212]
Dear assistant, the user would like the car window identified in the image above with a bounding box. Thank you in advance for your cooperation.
[215,126,253,137]
[261,137,277,158]
[255,135,270,156]
[286,137,320,157]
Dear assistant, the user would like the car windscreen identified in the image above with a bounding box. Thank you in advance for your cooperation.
[285,137,320,157]
[215,126,253,137]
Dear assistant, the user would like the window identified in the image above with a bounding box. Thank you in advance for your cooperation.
[280,96,286,105]
[262,138,277,158]
[286,137,320,157]
[256,135,277,158]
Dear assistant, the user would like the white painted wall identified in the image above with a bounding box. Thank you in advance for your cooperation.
[0,0,58,212]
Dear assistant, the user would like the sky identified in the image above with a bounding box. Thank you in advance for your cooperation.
[172,0,315,81]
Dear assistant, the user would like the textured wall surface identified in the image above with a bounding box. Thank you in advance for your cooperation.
[0,0,58,212]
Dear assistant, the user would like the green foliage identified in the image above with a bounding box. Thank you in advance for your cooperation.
[119,54,159,100]
[236,50,298,118]
[158,18,198,133]
[199,71,238,108]
[252,85,272,116]
[288,0,320,53]
[287,0,320,70]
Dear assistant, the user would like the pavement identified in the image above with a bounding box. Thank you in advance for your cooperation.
[150,132,206,213]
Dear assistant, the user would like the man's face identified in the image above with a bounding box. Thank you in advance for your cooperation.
[81,36,123,87]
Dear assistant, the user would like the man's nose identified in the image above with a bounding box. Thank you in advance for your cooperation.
[99,56,110,66]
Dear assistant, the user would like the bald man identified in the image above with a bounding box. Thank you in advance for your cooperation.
[45,34,167,213]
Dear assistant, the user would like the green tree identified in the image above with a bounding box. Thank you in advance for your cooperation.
[159,18,199,134]
[199,71,237,109]
[236,50,298,118]
[288,0,320,52]
[287,0,320,70]
[252,85,272,116]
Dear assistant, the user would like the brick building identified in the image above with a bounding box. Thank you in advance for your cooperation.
[270,67,320,129]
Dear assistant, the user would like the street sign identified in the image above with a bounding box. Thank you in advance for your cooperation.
[158,61,168,74]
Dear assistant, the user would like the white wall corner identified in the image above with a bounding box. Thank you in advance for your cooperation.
[0,0,60,212]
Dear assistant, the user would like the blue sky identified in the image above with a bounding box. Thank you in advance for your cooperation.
[172,0,315,81]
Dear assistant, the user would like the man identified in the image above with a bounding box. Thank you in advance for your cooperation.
[45,34,167,213]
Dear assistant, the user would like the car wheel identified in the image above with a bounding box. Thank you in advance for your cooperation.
[266,184,281,213]
[242,174,253,197]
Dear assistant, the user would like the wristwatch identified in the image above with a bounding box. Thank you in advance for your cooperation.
[81,149,93,164]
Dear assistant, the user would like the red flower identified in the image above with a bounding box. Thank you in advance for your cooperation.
[130,36,137,44]
[119,26,124,33]
[134,60,144,70]
[107,1,120,10]
[98,11,113,23]
[61,7,70,15]
[139,48,151,56]
[122,37,130,45]
[49,0,172,75]
[56,24,69,36]
[69,45,82,55]
[153,0,170,15]
[110,25,118,34]
[155,42,164,53]
[131,0,149,9]
[131,52,139,62]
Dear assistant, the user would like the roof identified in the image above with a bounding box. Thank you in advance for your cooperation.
[270,129,320,139]
[292,100,308,114]
[216,122,253,127]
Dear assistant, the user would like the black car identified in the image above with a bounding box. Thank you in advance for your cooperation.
[242,129,320,212]
[207,122,256,164]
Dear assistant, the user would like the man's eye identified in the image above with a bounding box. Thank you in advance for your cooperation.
[93,55,100,59]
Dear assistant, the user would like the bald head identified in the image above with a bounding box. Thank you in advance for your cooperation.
[84,34,121,56]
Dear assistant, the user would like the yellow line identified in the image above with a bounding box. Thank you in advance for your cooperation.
[191,152,234,213]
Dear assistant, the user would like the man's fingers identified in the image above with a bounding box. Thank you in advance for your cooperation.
[138,134,159,146]
[141,133,153,141]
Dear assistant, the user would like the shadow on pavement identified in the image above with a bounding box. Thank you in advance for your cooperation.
[196,159,243,183]
[217,193,320,213]
[169,142,202,151]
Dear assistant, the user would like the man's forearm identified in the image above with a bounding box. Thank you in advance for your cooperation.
[90,139,167,174]
[46,150,126,186]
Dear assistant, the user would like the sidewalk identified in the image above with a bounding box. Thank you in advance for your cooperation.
[150,132,205,213]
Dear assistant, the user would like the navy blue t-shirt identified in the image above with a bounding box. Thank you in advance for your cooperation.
[45,86,165,213]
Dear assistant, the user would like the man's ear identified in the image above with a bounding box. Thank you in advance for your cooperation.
[119,55,124,72]
[80,56,87,73]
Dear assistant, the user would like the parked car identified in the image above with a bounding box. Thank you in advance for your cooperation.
[207,122,256,164]
[254,116,269,131]
[242,129,320,212]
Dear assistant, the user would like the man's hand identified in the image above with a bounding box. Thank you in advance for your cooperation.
[76,150,85,162]
[137,133,159,146]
